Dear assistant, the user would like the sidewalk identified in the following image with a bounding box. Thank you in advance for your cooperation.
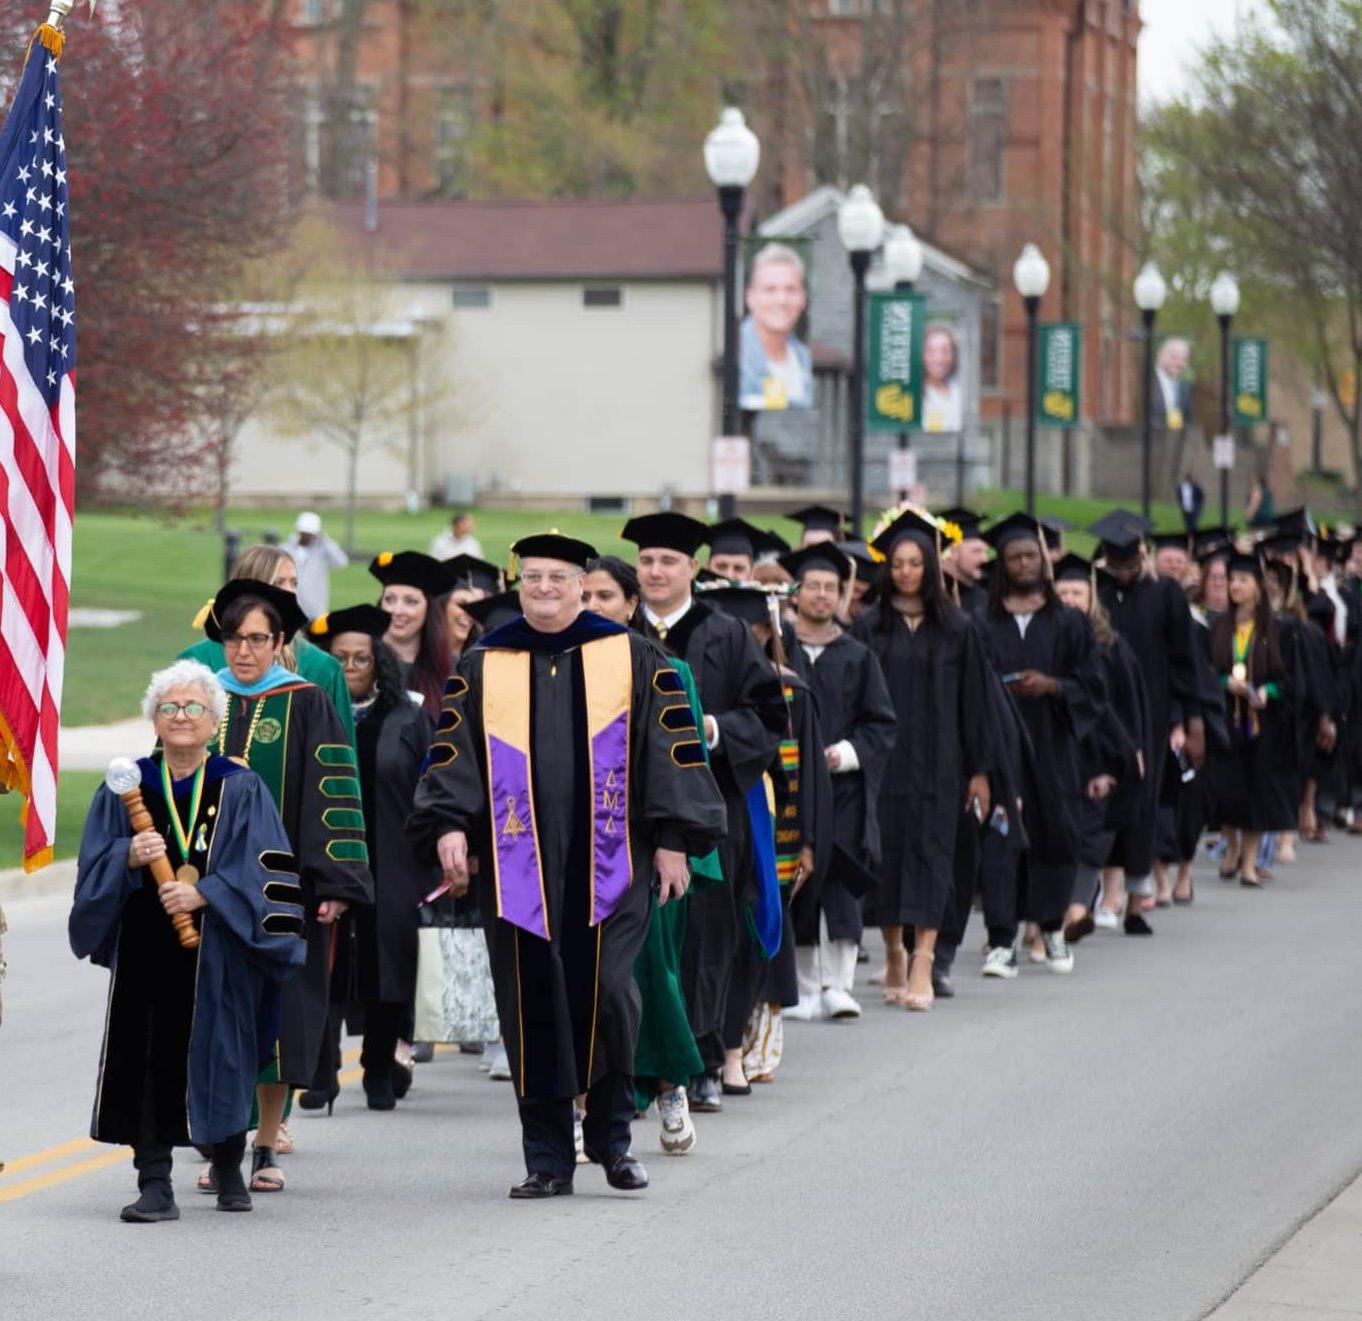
[58,717,153,772]
[1207,1169,1362,1318]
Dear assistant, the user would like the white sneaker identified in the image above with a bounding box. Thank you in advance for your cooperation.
[982,945,1019,979]
[820,986,862,1019]
[1093,908,1120,931]
[487,1044,512,1081]
[574,1109,589,1164]
[1042,930,1074,974]
[658,1087,696,1156]
[784,993,827,1021]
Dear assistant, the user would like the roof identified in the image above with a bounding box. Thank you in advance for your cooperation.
[322,197,724,282]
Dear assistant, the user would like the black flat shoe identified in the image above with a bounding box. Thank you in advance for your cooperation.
[411,1041,435,1064]
[297,1084,339,1115]
[721,1080,752,1096]
[363,1072,397,1111]
[458,1041,485,1055]
[584,1150,649,1190]
[509,1172,573,1199]
[1240,873,1263,888]
[1064,914,1096,944]
[931,975,956,999]
[1218,866,1239,882]
[119,1189,179,1223]
[689,1075,723,1113]
[1123,913,1154,936]
[1172,888,1195,905]
[392,1060,414,1100]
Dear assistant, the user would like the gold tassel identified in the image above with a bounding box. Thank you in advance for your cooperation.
[190,598,214,631]
[32,24,65,60]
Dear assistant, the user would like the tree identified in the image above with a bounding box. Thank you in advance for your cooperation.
[0,0,299,502]
[1143,0,1362,482]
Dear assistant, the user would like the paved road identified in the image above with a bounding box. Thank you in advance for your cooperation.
[4,846,1362,1321]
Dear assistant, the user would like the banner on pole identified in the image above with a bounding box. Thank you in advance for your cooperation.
[866,292,924,433]
[1036,322,1081,425]
[1232,336,1269,426]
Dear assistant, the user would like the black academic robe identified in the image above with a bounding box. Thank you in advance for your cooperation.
[855,602,993,928]
[215,681,375,1085]
[791,629,897,944]
[70,758,306,1147]
[354,695,438,1004]
[635,600,785,1054]
[406,613,727,1101]
[1077,636,1148,869]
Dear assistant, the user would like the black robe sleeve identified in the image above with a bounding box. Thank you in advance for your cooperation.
[406,660,488,859]
[709,624,786,799]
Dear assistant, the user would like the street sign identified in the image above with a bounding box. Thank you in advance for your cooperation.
[1232,336,1269,426]
[711,436,750,494]
[866,291,924,433]
[889,447,918,492]
[1036,322,1082,425]
[1213,434,1235,470]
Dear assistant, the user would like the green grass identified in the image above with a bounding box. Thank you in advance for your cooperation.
[0,770,103,868]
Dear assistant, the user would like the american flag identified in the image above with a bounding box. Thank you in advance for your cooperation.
[0,33,75,871]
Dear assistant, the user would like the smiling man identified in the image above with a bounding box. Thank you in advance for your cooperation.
[407,533,726,1199]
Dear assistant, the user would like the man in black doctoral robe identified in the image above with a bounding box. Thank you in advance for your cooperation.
[975,514,1105,974]
[778,543,896,1019]
[622,512,785,1112]
[1092,511,1201,934]
[407,534,726,1198]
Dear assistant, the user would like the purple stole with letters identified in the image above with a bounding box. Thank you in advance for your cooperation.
[482,632,633,940]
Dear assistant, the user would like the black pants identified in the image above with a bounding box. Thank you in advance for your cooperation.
[360,1000,405,1082]
[132,1131,245,1183]
[517,1071,634,1181]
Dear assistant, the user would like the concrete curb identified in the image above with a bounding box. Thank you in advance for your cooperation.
[0,857,77,902]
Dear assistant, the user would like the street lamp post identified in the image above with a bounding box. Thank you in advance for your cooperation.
[704,107,760,520]
[883,223,924,502]
[1133,261,1168,522]
[1013,243,1051,517]
[1209,270,1240,526]
[838,184,886,538]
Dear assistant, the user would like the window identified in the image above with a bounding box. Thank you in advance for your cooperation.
[980,299,1001,391]
[583,287,623,308]
[298,0,329,25]
[451,287,491,310]
[587,495,629,514]
[435,86,474,197]
[968,78,1006,202]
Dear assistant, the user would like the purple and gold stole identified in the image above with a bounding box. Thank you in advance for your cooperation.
[482,633,633,940]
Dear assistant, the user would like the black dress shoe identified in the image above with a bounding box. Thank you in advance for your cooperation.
[1064,914,1096,944]
[584,1150,649,1191]
[119,1188,179,1223]
[509,1172,573,1199]
[721,1080,752,1096]
[931,974,956,999]
[689,1074,722,1113]
[1123,913,1154,936]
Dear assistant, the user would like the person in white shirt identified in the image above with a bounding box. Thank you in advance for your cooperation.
[281,512,348,619]
[429,513,484,562]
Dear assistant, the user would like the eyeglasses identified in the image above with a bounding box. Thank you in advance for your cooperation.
[521,571,579,587]
[156,701,209,720]
[336,653,373,670]
[222,632,276,651]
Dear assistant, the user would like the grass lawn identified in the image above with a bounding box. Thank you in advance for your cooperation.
[0,770,104,869]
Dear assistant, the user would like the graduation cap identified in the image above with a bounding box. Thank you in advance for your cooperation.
[442,554,502,595]
[1053,552,1093,583]
[780,543,852,583]
[308,603,391,642]
[369,550,452,599]
[461,589,522,632]
[205,578,310,644]
[1270,507,1315,541]
[787,505,846,538]
[1195,542,1233,568]
[1038,516,1069,552]
[870,508,944,559]
[1193,525,1235,556]
[620,511,708,557]
[705,518,787,562]
[1227,550,1264,580]
[1259,531,1304,559]
[981,511,1044,552]
[1088,510,1150,557]
[700,583,785,628]
[934,506,988,541]
[1149,530,1193,553]
[511,532,597,568]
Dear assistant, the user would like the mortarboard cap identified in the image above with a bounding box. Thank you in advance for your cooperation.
[1227,550,1264,580]
[441,554,503,594]
[870,508,943,559]
[511,532,597,568]
[1053,552,1093,582]
[787,505,846,536]
[369,550,453,599]
[1088,510,1149,556]
[620,512,708,557]
[780,543,852,583]
[982,511,1045,552]
[308,603,391,642]
[205,578,310,643]
[700,583,785,628]
[1270,507,1315,541]
[935,507,988,541]
[1038,515,1069,552]
[1150,530,1193,552]
[461,589,522,632]
[705,518,786,561]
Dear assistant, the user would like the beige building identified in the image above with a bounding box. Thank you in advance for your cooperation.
[229,198,725,509]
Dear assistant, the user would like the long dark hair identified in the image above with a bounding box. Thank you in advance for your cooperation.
[875,532,957,632]
[370,639,409,719]
[1208,586,1283,679]
[408,593,451,719]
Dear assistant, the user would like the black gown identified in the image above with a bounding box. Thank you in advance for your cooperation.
[855,602,993,928]
[407,613,727,1102]
[1076,636,1147,872]
[791,629,897,945]
[978,602,1105,925]
[635,600,785,1067]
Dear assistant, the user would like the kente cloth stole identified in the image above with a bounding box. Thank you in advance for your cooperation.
[774,708,802,886]
[482,633,633,940]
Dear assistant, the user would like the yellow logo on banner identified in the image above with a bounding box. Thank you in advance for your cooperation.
[1043,390,1075,422]
[1236,392,1263,419]
[875,383,915,422]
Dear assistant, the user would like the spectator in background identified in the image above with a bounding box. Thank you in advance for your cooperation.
[430,512,484,561]
[282,512,348,618]
[1245,476,1276,529]
[1177,471,1205,533]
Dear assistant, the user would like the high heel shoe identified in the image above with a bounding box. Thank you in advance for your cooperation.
[881,944,910,1005]
[904,951,935,1012]
[297,1083,339,1115]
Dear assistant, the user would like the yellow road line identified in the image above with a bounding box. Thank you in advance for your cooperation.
[1,1136,97,1177]
[0,1147,130,1204]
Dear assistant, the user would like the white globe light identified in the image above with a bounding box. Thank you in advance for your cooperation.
[1133,261,1168,312]
[1209,270,1241,318]
[1012,243,1051,299]
[837,184,885,254]
[883,224,925,286]
[703,107,760,189]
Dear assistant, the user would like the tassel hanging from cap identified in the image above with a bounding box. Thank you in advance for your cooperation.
[190,599,215,631]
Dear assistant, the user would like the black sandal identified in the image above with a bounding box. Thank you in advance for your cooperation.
[249,1146,285,1192]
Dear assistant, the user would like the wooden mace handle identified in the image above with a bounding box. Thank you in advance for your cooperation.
[120,787,200,950]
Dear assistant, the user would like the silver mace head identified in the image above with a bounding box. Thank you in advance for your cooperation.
[46,2,98,28]
[104,757,141,795]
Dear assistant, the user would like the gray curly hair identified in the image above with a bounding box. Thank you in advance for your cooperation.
[141,659,227,723]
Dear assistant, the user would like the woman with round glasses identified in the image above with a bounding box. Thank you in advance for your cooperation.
[70,660,307,1221]
[200,578,373,1192]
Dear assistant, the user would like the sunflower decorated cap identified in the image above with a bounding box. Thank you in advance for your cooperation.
[868,505,946,560]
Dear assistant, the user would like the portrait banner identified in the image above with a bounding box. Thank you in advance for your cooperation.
[866,292,925,433]
[1036,322,1081,425]
[740,235,815,411]
[1232,336,1269,427]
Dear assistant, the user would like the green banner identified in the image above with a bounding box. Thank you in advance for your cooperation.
[1232,336,1268,426]
[866,292,924,433]
[1036,322,1081,425]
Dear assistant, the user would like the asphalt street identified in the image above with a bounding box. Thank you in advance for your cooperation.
[3,846,1361,1321]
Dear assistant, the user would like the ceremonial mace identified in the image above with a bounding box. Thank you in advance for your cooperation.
[104,757,200,950]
